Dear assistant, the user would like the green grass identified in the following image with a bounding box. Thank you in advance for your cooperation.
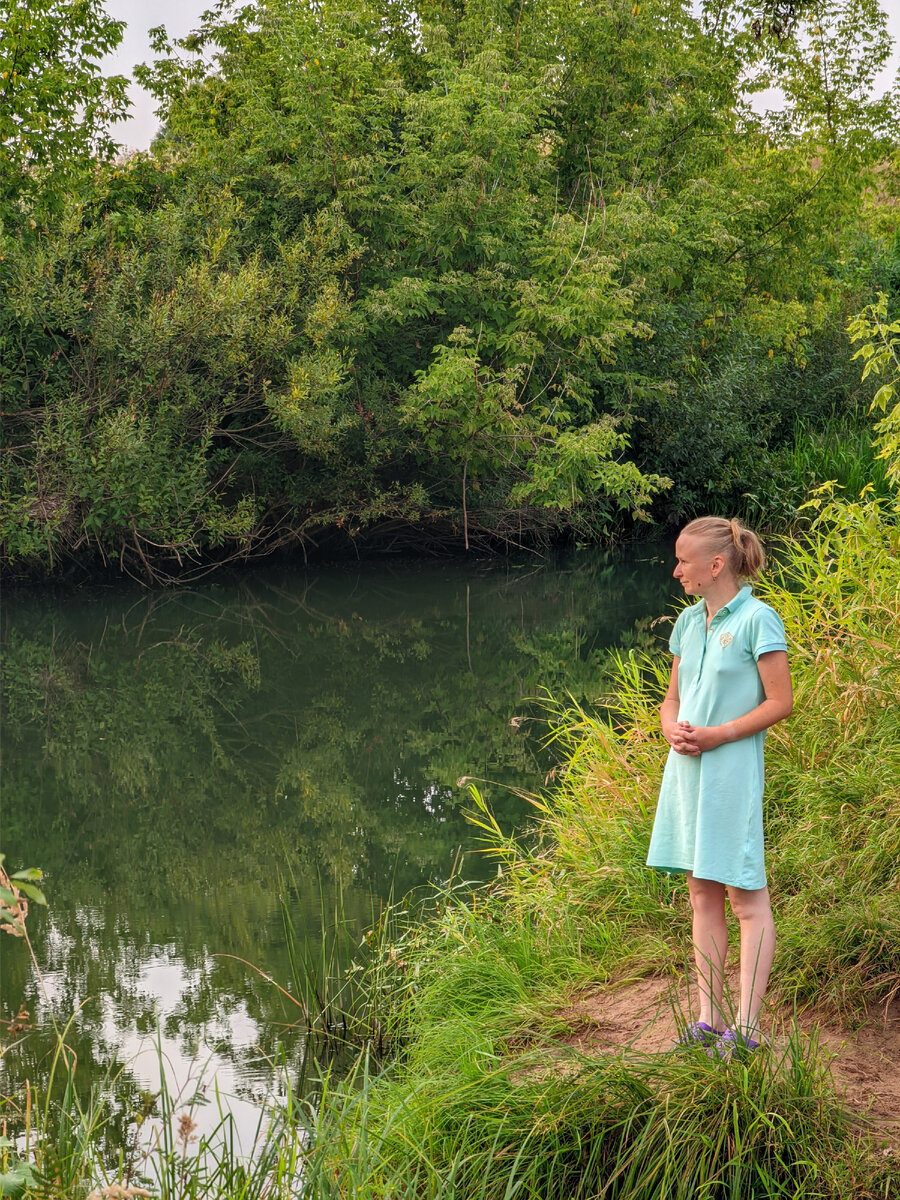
[297,1028,893,1200]
[739,414,893,526]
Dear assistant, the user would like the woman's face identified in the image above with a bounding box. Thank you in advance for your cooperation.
[673,533,724,596]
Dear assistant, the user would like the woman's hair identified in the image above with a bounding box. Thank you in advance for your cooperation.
[681,516,765,580]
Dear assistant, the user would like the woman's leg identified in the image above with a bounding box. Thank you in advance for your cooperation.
[686,873,728,1032]
[726,884,775,1040]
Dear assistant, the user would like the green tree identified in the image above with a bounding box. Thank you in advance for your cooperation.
[0,174,373,577]
[0,0,129,215]
[747,0,896,148]
[3,0,899,576]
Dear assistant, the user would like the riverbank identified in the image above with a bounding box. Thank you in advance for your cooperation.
[295,489,900,1198]
[3,490,899,1198]
[2,408,890,590]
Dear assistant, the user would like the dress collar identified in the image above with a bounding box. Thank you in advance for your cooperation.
[706,584,753,622]
[721,584,753,615]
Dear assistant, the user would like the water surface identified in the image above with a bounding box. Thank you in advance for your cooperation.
[1,546,676,1149]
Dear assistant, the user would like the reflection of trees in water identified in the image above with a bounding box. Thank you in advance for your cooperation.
[1,550,673,1101]
[2,906,314,1162]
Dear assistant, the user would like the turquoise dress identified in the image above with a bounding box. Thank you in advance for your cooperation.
[646,586,787,890]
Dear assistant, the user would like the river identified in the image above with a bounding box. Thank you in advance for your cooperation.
[1,544,677,1154]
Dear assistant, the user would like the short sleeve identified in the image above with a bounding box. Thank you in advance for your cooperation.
[669,606,690,656]
[750,603,788,660]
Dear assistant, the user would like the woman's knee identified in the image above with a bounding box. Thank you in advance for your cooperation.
[727,885,772,923]
[687,875,727,913]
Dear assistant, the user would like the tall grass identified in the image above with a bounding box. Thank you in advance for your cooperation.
[759,491,900,1015]
[738,414,894,526]
[0,1032,306,1199]
[298,1030,890,1200]
[275,871,409,1052]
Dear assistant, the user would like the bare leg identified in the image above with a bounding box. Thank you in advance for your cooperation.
[727,884,775,1041]
[686,873,728,1032]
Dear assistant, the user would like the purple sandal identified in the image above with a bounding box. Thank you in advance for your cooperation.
[708,1028,761,1058]
[675,1020,718,1047]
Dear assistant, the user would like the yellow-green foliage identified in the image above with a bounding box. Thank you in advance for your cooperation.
[760,493,900,1012]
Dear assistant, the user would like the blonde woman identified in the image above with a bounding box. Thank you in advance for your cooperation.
[647,517,793,1054]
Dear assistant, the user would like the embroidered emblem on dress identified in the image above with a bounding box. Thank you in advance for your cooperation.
[719,632,734,647]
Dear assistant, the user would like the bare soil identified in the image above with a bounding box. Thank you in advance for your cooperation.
[553,975,900,1146]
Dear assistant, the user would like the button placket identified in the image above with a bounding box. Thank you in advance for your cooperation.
[697,605,730,687]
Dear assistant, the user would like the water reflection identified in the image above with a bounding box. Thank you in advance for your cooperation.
[1,548,674,1144]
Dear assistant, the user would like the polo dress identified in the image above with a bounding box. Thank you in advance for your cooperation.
[646,585,788,890]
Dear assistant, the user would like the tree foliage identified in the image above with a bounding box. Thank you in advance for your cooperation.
[0,0,129,214]
[1,0,898,578]
[847,292,900,485]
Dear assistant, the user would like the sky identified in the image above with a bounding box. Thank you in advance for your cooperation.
[102,0,212,150]
[104,0,900,151]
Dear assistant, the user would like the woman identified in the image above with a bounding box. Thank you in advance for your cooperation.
[647,517,793,1053]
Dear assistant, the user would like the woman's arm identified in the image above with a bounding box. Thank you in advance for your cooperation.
[660,657,696,755]
[676,650,793,755]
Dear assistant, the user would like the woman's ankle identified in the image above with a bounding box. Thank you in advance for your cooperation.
[698,1012,725,1034]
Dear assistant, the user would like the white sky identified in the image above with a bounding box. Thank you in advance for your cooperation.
[104,0,900,151]
[103,0,209,149]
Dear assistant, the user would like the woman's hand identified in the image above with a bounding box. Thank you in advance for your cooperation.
[661,657,715,754]
[670,721,728,755]
[662,718,697,754]
[659,650,793,757]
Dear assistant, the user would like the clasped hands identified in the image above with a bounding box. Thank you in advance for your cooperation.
[664,720,729,756]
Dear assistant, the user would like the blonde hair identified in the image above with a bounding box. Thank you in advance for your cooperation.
[681,516,765,580]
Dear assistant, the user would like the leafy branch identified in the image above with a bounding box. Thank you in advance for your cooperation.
[847,294,900,488]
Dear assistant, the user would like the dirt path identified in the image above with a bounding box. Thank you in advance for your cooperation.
[553,976,900,1146]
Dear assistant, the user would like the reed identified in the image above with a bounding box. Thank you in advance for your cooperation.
[0,1035,306,1199]
[739,414,892,525]
[758,491,900,1015]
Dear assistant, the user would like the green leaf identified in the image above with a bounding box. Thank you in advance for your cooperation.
[870,383,895,412]
[0,1161,37,1196]
[10,867,43,883]
[12,882,46,906]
